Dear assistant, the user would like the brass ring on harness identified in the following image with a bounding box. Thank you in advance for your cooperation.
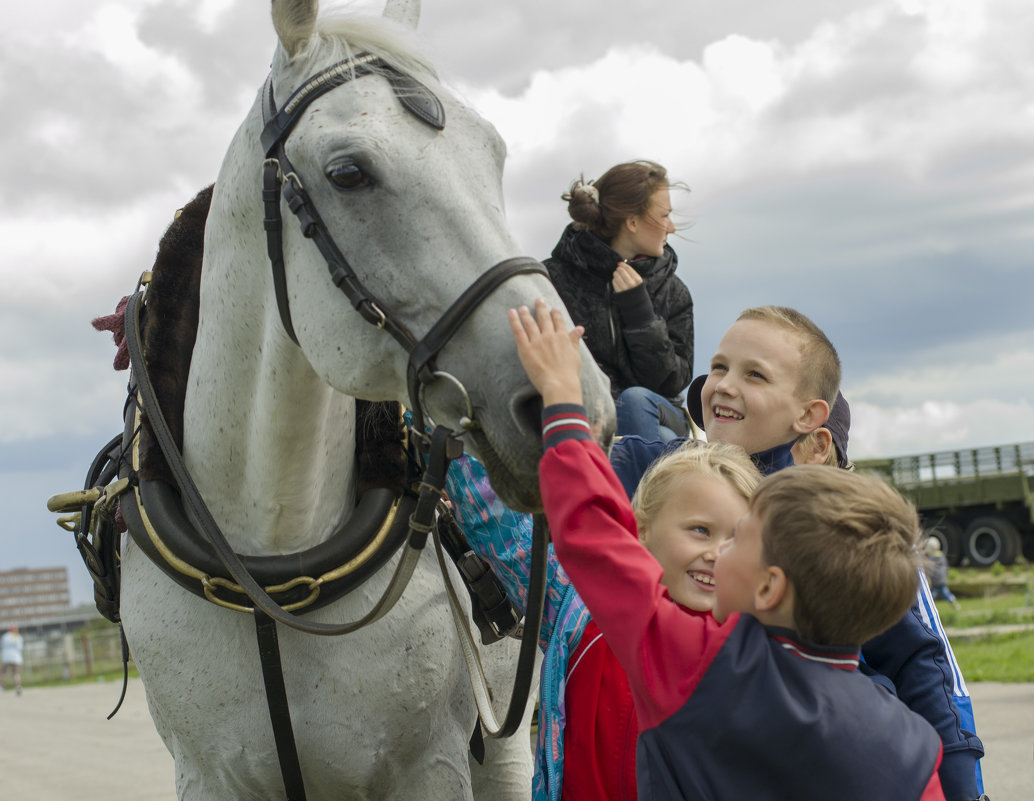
[202,574,322,613]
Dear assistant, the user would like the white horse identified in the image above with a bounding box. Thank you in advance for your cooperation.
[117,1,614,799]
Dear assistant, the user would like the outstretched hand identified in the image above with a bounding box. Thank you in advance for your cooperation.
[508,300,584,408]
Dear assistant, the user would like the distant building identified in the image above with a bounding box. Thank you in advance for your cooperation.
[0,567,72,628]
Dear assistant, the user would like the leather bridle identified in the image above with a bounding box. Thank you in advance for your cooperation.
[259,52,547,437]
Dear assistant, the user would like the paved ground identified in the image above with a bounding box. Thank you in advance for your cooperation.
[0,678,1030,799]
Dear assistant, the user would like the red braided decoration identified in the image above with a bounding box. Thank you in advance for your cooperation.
[91,295,131,370]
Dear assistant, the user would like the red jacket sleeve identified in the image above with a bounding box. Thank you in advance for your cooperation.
[541,434,731,730]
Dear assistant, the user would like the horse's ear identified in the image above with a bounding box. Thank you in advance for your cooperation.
[383,0,420,29]
[272,0,319,58]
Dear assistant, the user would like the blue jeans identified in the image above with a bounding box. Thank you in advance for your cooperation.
[933,584,959,606]
[615,386,689,442]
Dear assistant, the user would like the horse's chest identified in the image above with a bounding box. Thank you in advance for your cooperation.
[120,544,477,792]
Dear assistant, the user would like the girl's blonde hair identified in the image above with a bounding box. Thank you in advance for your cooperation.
[631,441,761,533]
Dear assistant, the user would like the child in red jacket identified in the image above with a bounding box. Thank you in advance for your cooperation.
[563,440,760,801]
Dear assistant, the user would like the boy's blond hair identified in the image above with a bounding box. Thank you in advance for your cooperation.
[632,441,762,533]
[751,466,920,646]
[737,306,841,407]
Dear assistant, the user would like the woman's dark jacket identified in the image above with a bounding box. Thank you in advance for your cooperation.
[545,224,694,402]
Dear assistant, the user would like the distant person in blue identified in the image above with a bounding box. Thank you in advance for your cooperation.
[544,160,694,442]
[924,537,962,610]
[1,625,24,695]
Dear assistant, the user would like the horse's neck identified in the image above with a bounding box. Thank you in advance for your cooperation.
[183,291,357,556]
[182,133,357,555]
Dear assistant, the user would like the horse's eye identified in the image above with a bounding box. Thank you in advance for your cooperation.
[326,161,371,190]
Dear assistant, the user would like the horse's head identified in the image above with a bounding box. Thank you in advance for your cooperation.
[206,0,613,511]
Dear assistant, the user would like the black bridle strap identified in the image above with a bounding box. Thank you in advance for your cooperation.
[260,53,443,351]
[275,163,421,353]
[408,256,546,387]
[260,55,443,156]
[255,609,307,801]
[260,55,550,431]
[405,257,547,435]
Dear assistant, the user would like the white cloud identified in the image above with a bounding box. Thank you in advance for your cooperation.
[0,196,188,300]
[702,35,785,114]
[849,339,1034,457]
[851,398,1034,458]
[195,0,238,33]
[2,1,1034,578]
[71,3,199,96]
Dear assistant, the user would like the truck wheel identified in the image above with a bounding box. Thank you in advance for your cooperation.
[964,516,1021,567]
[929,520,964,566]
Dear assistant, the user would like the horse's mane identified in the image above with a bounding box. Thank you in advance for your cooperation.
[138,186,407,496]
[285,13,440,88]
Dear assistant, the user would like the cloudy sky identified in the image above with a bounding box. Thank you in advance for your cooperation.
[3,0,1032,605]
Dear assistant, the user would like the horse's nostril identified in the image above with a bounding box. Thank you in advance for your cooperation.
[513,391,543,441]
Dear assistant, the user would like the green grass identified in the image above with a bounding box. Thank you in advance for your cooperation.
[935,565,1034,681]
[26,666,140,689]
[948,631,1034,682]
[934,593,1034,628]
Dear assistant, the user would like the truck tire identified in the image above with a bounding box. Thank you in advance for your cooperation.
[964,516,1021,567]
[928,520,964,566]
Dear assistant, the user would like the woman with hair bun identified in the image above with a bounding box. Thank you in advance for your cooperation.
[545,160,695,440]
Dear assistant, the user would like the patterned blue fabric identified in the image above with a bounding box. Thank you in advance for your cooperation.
[445,454,589,801]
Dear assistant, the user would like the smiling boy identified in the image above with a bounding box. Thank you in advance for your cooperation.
[702,306,838,453]
[611,305,838,496]
[511,299,945,800]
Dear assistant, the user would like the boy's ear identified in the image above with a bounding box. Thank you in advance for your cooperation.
[793,427,834,465]
[791,398,830,436]
[755,564,790,613]
[812,428,835,463]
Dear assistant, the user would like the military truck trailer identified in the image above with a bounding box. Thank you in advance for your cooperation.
[855,441,1034,567]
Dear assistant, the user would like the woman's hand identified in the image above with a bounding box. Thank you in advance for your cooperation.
[508,300,584,407]
[612,261,643,292]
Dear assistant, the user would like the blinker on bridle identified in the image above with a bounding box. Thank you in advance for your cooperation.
[259,52,547,440]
